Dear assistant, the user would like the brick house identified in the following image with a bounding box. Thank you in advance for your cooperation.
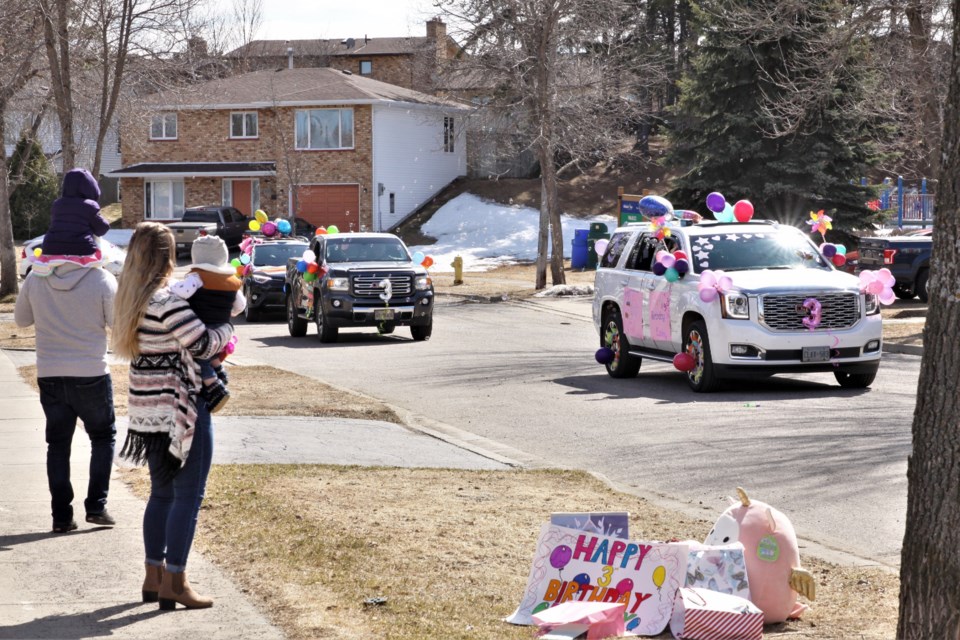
[110,67,468,232]
[227,19,458,94]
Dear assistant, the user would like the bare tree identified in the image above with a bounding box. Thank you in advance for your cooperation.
[37,0,81,170]
[897,0,960,635]
[0,2,44,296]
[436,0,641,289]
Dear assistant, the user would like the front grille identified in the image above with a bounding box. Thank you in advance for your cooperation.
[352,274,413,299]
[759,292,860,331]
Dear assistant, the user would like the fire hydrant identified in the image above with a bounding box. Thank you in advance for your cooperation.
[451,255,464,285]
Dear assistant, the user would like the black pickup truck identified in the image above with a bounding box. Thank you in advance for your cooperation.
[857,230,933,302]
[167,206,251,256]
[285,232,434,343]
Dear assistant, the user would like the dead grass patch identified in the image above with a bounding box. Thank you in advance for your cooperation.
[0,321,35,349]
[433,262,598,299]
[122,465,898,640]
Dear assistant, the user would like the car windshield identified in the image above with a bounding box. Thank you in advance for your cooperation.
[689,228,830,272]
[324,237,410,263]
[251,243,308,267]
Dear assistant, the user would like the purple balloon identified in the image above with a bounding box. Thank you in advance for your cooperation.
[674,259,689,274]
[550,545,573,570]
[595,347,615,365]
[652,262,667,276]
[706,192,726,213]
[821,243,837,258]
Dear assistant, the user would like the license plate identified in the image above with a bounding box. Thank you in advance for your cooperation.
[802,346,831,362]
[374,309,394,321]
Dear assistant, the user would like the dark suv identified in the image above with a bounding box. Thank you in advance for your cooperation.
[242,238,309,321]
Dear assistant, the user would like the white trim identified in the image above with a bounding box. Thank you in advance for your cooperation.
[229,111,259,138]
[149,99,471,112]
[108,170,274,178]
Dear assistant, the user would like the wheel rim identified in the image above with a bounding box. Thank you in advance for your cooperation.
[287,297,295,330]
[315,304,323,332]
[604,319,622,370]
[686,329,705,384]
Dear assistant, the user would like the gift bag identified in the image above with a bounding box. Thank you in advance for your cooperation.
[684,541,751,601]
[670,587,763,640]
[533,601,625,640]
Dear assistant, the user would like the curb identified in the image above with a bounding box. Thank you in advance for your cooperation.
[883,343,923,356]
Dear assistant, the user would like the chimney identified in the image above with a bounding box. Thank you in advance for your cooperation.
[426,18,447,61]
[286,47,294,69]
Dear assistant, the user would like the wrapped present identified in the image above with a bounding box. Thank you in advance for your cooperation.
[533,601,625,640]
[670,587,763,640]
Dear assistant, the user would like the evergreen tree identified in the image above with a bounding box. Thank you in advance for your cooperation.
[8,134,58,240]
[666,0,879,233]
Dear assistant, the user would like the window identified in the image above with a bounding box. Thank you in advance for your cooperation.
[150,113,177,140]
[230,111,258,138]
[359,60,372,75]
[144,180,184,219]
[624,235,658,271]
[295,108,354,150]
[443,116,455,153]
[389,193,395,214]
[599,232,632,269]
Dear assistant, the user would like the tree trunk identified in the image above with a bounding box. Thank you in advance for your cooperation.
[896,0,960,636]
[535,140,550,290]
[40,0,76,171]
[542,154,565,285]
[0,112,19,297]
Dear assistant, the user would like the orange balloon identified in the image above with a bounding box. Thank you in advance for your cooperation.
[306,262,319,273]
[315,228,328,235]
[422,256,434,268]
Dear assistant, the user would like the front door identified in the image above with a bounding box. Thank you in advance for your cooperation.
[223,179,258,216]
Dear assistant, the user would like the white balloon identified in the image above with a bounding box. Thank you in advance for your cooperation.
[303,250,316,262]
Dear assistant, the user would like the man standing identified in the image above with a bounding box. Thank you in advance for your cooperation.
[15,254,118,533]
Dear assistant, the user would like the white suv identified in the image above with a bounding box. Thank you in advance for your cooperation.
[592,220,883,392]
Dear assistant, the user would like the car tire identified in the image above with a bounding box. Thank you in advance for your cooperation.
[893,285,915,300]
[286,294,307,337]
[601,308,641,378]
[915,269,929,303]
[243,288,261,322]
[834,369,877,389]
[315,298,338,343]
[683,319,720,393]
[411,321,432,341]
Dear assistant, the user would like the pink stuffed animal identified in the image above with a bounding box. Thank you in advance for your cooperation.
[704,487,815,624]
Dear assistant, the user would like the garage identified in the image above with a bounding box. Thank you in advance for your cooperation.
[295,185,361,232]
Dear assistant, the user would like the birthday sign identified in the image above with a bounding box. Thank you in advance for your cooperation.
[506,523,688,636]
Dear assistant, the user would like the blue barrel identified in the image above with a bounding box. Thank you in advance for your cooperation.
[571,229,589,269]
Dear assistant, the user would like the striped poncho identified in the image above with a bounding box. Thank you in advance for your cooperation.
[119,288,233,479]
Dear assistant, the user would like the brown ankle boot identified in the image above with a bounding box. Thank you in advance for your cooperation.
[158,571,213,610]
[142,563,163,602]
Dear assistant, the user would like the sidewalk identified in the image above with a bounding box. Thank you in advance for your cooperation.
[0,348,510,640]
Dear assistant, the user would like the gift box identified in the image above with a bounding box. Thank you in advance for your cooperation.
[533,601,625,639]
[670,587,763,640]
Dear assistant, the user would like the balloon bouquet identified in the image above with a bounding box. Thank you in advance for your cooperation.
[234,209,296,277]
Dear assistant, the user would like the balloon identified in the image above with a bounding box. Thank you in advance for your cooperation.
[248,220,261,231]
[422,256,434,268]
[877,268,896,287]
[699,287,718,303]
[832,254,846,267]
[532,602,551,615]
[733,200,754,223]
[652,565,666,589]
[326,225,339,234]
[615,578,634,594]
[594,239,609,257]
[550,545,573,570]
[652,262,667,276]
[627,618,641,632]
[659,253,676,269]
[306,262,319,274]
[673,352,696,372]
[302,271,316,282]
[866,280,883,295]
[574,573,592,587]
[412,251,425,265]
[242,264,252,276]
[33,248,42,257]
[230,258,241,268]
[674,250,688,260]
[719,202,736,222]
[706,192,726,213]
[664,267,679,282]
[254,209,268,223]
[315,228,328,236]
[295,260,308,273]
[674,259,689,274]
[239,253,250,265]
[595,347,615,364]
[655,250,669,263]
[302,250,316,262]
[277,219,292,234]
[821,243,837,258]
[261,221,277,237]
[638,195,674,219]
[836,244,847,255]
[879,288,896,305]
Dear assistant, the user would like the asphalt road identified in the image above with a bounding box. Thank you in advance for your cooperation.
[235,296,917,569]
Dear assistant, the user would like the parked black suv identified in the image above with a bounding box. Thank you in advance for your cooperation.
[242,238,309,321]
[285,233,434,342]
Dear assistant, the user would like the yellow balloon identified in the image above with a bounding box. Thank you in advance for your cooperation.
[249,220,261,231]
[652,565,665,589]
[33,248,42,257]
[254,209,268,223]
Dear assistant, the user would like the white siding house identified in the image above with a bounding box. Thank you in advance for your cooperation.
[372,103,467,231]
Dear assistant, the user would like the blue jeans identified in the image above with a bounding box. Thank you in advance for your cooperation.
[197,358,215,383]
[143,399,213,573]
[37,375,116,524]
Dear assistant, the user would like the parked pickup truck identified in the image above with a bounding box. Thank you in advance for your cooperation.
[857,230,933,302]
[285,232,434,343]
[167,206,251,256]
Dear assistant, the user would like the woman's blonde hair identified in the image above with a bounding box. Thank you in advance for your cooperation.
[112,222,176,360]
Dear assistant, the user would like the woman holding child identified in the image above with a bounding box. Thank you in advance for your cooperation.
[112,222,234,610]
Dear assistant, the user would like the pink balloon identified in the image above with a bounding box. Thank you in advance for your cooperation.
[878,268,896,287]
[655,250,669,262]
[859,271,874,285]
[699,287,718,303]
[660,254,676,269]
[880,289,896,305]
[700,270,717,287]
[866,281,884,295]
[615,578,635,594]
[717,276,733,292]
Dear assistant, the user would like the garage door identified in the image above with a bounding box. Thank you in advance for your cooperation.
[295,185,360,231]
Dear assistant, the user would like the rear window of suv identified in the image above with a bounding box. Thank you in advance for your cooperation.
[689,228,829,272]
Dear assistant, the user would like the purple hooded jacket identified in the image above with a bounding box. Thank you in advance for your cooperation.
[41,168,110,256]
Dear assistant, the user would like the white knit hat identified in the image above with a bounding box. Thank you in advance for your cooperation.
[189,235,235,275]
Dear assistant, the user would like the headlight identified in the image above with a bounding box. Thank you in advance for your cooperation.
[865,293,880,315]
[415,275,432,291]
[251,273,272,284]
[326,277,349,291]
[722,291,749,319]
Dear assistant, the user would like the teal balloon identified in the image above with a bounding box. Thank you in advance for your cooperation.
[412,251,425,265]
[665,267,679,282]
[720,203,736,222]
[239,253,250,265]
[836,244,847,255]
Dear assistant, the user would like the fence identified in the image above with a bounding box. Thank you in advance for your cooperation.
[868,176,935,228]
